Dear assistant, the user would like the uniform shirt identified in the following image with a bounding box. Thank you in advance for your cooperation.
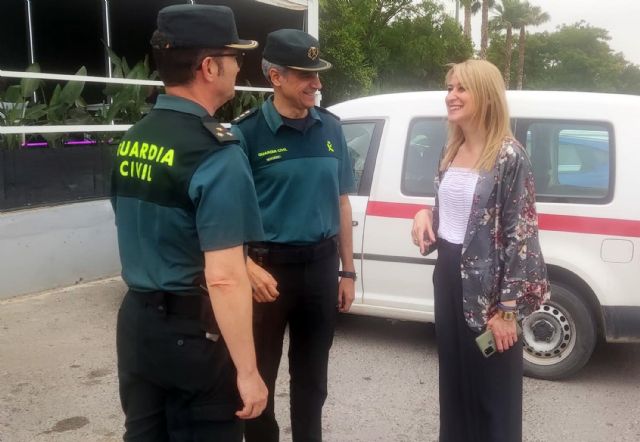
[112,95,264,293]
[231,96,355,245]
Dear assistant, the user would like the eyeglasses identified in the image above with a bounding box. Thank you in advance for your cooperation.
[213,52,245,68]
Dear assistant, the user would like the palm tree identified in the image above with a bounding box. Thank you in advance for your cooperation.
[492,0,528,88]
[478,0,496,59]
[516,3,550,89]
[459,0,481,39]
[453,0,497,58]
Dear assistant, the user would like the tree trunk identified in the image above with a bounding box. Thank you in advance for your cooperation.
[479,0,490,59]
[464,4,472,39]
[517,26,526,89]
[503,25,513,89]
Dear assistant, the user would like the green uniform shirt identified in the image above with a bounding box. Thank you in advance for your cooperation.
[112,95,264,293]
[231,97,355,245]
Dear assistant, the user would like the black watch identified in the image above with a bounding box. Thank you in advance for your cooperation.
[339,271,357,281]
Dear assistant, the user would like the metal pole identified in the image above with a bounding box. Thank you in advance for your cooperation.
[306,0,319,39]
[101,0,114,124]
[101,0,113,78]
[302,0,320,105]
[24,0,37,103]
[24,0,35,65]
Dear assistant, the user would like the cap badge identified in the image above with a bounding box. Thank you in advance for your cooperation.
[307,47,319,60]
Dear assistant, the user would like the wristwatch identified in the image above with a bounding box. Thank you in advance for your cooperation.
[498,310,516,322]
[338,271,357,281]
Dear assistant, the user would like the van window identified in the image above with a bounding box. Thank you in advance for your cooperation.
[342,120,384,196]
[402,118,448,197]
[516,120,612,202]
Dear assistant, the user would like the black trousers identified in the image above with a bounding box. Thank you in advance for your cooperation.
[433,239,523,442]
[116,290,243,441]
[244,243,339,442]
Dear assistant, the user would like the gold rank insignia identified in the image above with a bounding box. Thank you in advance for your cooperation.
[201,116,238,144]
[307,47,319,60]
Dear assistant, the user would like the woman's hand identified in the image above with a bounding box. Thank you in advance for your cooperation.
[487,313,518,352]
[411,208,436,255]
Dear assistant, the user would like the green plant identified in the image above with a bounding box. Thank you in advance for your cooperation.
[215,89,266,122]
[99,49,160,125]
[44,66,89,123]
[0,64,91,149]
[42,66,91,147]
[0,54,266,150]
[0,64,47,149]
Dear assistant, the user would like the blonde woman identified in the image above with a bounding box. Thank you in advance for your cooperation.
[411,59,549,442]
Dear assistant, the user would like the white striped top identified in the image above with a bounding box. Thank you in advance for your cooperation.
[437,167,479,244]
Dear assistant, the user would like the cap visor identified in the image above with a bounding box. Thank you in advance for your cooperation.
[226,39,259,50]
[287,59,332,72]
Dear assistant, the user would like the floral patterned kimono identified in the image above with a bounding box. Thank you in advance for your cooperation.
[430,137,550,332]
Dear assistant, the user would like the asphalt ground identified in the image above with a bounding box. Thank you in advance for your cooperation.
[1,278,639,441]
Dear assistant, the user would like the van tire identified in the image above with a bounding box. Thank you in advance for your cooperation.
[522,282,596,380]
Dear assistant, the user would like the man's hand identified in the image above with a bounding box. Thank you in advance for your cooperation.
[246,258,279,302]
[411,208,436,255]
[235,370,268,419]
[487,314,518,352]
[338,277,355,312]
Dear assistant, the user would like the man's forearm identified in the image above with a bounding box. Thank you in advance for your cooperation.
[338,195,355,272]
[205,247,258,376]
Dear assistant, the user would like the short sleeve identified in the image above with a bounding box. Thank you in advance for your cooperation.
[338,131,356,194]
[188,145,264,251]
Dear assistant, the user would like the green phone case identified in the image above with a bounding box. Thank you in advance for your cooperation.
[475,323,522,358]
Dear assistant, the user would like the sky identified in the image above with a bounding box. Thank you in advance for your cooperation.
[440,0,640,66]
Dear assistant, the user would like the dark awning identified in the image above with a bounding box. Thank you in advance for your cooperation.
[0,0,308,87]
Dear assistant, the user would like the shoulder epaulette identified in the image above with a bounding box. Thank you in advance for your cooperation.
[201,116,238,144]
[315,106,341,121]
[231,107,259,124]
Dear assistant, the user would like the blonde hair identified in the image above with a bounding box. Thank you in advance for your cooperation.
[441,59,512,171]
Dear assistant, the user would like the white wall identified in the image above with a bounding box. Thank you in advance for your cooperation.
[0,200,120,299]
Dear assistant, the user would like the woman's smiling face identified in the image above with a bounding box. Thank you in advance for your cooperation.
[445,73,476,127]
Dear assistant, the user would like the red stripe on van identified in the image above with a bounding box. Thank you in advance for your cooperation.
[365,201,640,237]
[366,201,428,218]
[537,214,640,237]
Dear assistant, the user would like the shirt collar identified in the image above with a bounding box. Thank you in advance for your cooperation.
[153,94,209,117]
[261,95,322,133]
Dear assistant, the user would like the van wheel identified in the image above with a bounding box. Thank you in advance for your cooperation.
[522,282,596,380]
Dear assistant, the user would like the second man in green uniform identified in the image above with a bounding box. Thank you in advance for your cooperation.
[232,29,356,442]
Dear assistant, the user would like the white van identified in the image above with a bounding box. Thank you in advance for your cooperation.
[329,90,640,380]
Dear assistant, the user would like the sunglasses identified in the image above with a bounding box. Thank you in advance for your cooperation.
[213,52,245,68]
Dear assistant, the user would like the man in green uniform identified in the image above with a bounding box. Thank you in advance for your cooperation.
[112,5,267,441]
[232,29,356,442]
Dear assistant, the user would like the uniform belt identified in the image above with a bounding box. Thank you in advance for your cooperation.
[248,236,337,266]
[128,289,217,330]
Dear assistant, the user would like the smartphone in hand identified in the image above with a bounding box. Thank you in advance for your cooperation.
[475,322,522,358]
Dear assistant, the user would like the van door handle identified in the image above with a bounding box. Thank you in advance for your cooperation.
[352,221,359,226]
